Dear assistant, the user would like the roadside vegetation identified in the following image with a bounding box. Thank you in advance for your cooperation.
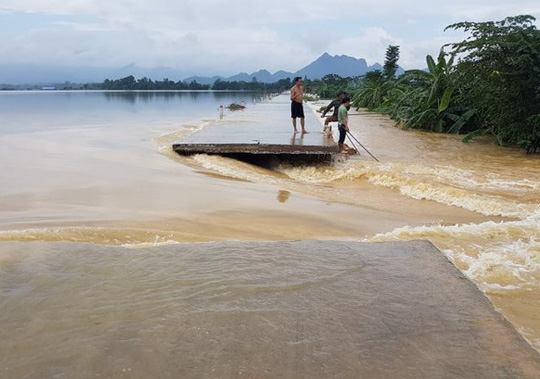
[345,15,540,154]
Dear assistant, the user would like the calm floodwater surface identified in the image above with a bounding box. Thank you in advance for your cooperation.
[0,91,539,377]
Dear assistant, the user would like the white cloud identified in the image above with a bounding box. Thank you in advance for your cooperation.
[0,0,538,77]
[328,28,398,67]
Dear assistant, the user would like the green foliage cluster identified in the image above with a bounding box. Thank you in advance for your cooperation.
[351,15,540,153]
[352,70,389,109]
[446,15,540,152]
[307,74,361,98]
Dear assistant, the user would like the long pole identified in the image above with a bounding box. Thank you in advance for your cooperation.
[347,131,380,162]
[345,133,360,154]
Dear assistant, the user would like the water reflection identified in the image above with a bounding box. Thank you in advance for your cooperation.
[277,190,291,203]
[0,90,271,137]
[100,91,270,104]
[290,132,304,146]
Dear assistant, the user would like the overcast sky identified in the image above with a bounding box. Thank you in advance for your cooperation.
[1,0,539,77]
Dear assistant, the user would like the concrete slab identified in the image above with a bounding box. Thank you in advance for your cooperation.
[2,240,539,378]
[164,240,540,378]
[173,95,338,157]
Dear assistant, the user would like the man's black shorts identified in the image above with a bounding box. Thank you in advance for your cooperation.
[291,101,305,118]
[338,124,347,144]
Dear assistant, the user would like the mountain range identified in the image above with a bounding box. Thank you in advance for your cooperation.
[0,53,400,86]
[184,53,387,85]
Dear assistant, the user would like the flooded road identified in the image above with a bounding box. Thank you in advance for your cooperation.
[1,92,538,376]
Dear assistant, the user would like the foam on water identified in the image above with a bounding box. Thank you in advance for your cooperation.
[191,154,287,184]
[457,237,540,290]
[154,119,212,157]
[276,160,539,218]
[121,239,182,249]
[0,227,208,247]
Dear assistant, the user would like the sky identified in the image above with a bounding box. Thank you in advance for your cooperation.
[0,0,539,81]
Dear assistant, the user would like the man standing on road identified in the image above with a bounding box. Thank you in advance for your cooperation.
[290,77,307,134]
[337,96,352,153]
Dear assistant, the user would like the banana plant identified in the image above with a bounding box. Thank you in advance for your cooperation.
[390,50,475,133]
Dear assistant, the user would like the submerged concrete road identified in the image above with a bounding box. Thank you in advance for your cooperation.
[167,240,540,378]
[173,96,338,157]
[3,240,539,378]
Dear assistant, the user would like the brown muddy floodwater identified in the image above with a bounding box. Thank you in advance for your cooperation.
[0,92,539,377]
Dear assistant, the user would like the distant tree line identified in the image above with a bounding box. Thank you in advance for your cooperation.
[100,75,210,90]
[211,78,293,91]
[97,74,361,95]
[98,75,295,92]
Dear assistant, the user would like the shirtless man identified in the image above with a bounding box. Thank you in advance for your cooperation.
[290,77,307,133]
